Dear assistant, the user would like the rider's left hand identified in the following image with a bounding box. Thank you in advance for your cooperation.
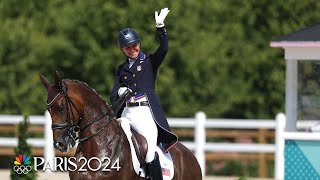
[118,87,132,96]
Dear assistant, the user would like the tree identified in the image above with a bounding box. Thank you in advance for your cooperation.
[10,116,37,180]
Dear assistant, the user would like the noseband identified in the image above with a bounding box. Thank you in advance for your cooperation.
[47,81,113,147]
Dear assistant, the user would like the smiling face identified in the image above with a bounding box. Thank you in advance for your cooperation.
[121,42,141,59]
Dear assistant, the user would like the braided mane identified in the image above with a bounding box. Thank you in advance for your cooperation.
[63,79,108,106]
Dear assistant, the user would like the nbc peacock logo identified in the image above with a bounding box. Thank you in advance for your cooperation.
[13,154,32,174]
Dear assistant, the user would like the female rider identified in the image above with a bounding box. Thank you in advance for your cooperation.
[110,7,177,180]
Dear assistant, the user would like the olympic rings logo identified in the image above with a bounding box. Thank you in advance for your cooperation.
[13,165,32,174]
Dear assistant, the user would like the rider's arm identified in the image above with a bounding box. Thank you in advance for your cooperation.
[151,8,170,70]
[151,27,168,69]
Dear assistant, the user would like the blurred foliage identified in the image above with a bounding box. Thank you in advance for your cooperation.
[207,160,259,177]
[1,0,320,118]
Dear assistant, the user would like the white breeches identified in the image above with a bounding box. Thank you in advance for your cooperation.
[121,98,158,163]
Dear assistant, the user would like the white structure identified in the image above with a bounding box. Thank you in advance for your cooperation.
[271,23,320,179]
[270,23,320,131]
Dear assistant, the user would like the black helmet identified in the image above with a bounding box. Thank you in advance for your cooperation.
[117,28,140,48]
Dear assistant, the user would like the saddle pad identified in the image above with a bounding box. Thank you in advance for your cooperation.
[118,117,174,179]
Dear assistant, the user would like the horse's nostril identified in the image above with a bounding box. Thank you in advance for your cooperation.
[55,142,63,148]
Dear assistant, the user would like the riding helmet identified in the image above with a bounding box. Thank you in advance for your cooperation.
[117,28,140,48]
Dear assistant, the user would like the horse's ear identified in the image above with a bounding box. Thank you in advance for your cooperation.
[54,71,63,89]
[39,74,51,90]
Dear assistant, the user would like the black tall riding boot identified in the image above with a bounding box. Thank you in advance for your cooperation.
[145,152,163,180]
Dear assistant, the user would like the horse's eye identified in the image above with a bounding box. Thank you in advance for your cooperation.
[55,104,64,112]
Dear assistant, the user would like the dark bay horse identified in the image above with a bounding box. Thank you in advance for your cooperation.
[40,72,202,180]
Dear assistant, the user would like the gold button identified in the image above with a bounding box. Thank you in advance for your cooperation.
[133,74,136,77]
[134,92,137,95]
[134,83,137,86]
[124,76,127,79]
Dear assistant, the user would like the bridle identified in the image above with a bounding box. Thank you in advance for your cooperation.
[47,81,113,147]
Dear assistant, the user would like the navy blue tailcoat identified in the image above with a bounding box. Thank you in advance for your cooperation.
[110,27,177,152]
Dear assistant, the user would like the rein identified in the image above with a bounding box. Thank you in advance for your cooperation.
[48,81,113,146]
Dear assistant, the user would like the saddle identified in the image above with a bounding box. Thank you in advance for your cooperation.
[131,129,148,165]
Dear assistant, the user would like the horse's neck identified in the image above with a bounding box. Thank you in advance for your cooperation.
[76,115,129,159]
[103,121,129,155]
[75,89,130,158]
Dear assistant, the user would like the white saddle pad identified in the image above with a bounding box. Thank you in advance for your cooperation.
[118,118,174,179]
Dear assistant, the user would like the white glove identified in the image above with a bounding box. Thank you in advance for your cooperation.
[155,7,170,28]
[118,87,132,96]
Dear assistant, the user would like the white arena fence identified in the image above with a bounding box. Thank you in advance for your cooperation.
[0,111,318,178]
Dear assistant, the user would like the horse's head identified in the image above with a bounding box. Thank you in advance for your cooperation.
[40,71,83,152]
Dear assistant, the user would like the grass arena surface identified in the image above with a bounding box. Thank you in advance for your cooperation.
[0,170,273,180]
